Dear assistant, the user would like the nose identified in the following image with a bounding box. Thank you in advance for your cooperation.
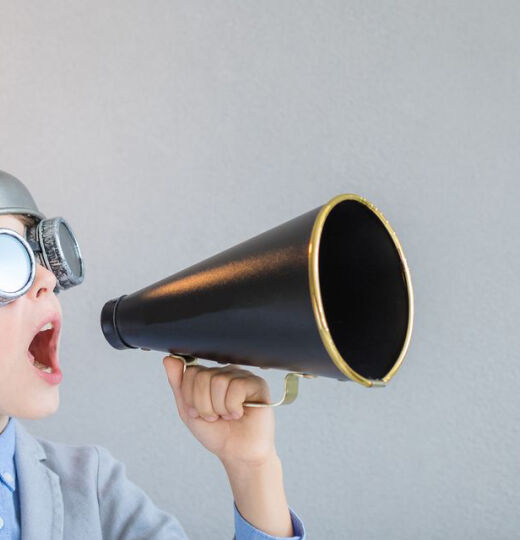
[27,262,58,301]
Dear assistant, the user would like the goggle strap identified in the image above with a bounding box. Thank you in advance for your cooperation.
[27,239,42,254]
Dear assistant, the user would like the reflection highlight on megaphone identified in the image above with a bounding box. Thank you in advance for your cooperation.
[100,194,414,408]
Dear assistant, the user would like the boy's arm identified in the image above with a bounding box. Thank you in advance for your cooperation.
[163,356,307,539]
[226,454,306,539]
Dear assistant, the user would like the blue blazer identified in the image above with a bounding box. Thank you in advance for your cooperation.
[13,420,305,539]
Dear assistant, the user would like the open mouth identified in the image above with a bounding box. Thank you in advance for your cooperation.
[27,318,60,374]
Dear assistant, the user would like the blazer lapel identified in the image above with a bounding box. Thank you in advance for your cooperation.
[14,420,64,540]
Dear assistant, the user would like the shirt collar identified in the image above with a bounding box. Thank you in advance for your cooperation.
[0,416,17,492]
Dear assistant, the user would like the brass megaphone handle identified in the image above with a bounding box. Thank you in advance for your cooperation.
[242,372,316,407]
[169,354,316,408]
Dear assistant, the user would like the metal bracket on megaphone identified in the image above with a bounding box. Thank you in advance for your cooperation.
[244,372,316,407]
[169,354,316,408]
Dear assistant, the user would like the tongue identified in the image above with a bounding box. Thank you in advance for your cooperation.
[28,329,53,368]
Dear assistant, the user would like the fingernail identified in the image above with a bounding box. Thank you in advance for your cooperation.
[231,411,241,419]
[222,414,233,420]
[204,415,218,422]
[188,407,199,418]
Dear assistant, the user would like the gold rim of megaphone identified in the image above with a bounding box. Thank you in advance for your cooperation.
[308,193,415,388]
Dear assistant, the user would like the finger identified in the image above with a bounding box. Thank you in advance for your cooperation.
[192,369,219,421]
[225,376,269,419]
[181,364,203,411]
[162,356,185,393]
[210,372,243,419]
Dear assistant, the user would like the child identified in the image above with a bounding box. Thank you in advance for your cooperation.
[0,170,306,539]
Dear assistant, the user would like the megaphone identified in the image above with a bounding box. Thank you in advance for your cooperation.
[100,194,414,407]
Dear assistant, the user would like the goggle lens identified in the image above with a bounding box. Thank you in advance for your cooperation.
[0,233,32,293]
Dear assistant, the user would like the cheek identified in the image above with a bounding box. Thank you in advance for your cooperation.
[0,318,22,367]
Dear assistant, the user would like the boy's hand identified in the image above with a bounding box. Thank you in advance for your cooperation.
[163,355,277,466]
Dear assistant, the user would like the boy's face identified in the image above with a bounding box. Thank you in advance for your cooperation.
[0,214,63,419]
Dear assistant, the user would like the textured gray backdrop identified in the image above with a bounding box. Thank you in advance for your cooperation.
[1,2,519,539]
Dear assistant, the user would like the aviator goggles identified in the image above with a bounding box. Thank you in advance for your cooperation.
[0,217,84,306]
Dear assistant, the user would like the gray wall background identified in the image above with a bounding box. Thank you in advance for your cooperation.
[1,2,519,539]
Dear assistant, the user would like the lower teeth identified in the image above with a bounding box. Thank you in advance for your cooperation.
[33,359,52,374]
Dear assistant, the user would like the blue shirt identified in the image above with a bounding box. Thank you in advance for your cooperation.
[0,417,20,539]
[2,417,304,539]
[234,501,304,539]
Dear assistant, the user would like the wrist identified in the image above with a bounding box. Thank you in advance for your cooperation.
[220,448,280,474]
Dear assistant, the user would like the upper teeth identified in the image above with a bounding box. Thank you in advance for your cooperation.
[40,322,54,332]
